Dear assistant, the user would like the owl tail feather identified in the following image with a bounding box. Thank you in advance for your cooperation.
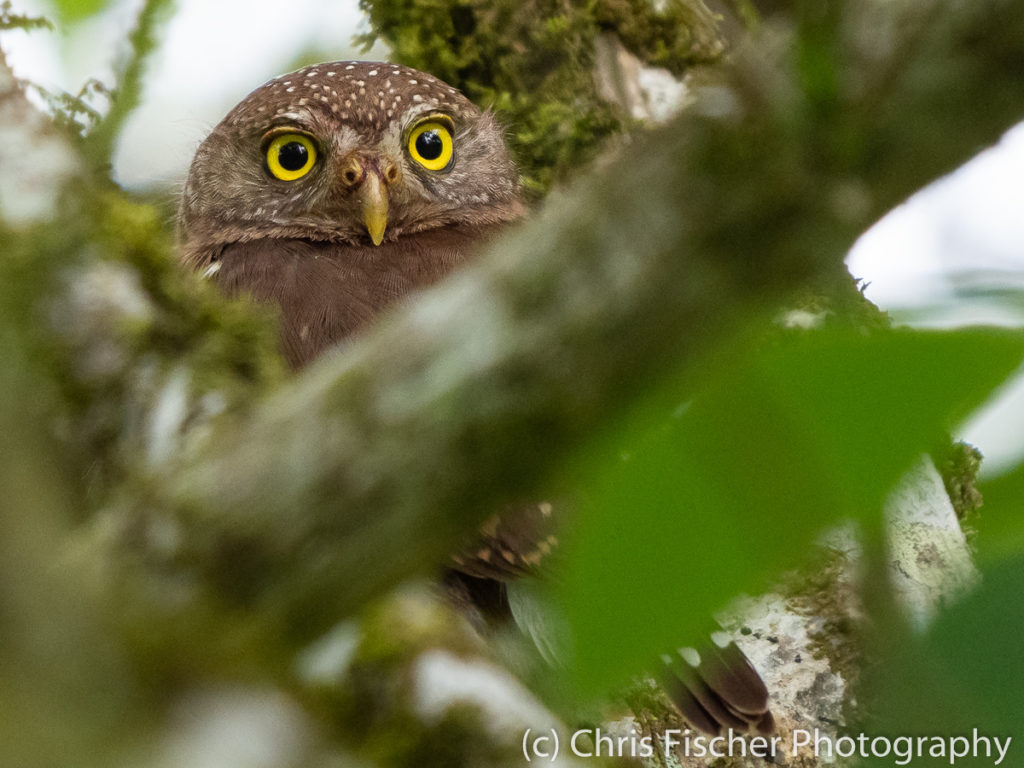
[661,635,774,736]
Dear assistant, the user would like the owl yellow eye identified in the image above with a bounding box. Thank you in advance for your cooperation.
[408,119,454,171]
[265,133,317,181]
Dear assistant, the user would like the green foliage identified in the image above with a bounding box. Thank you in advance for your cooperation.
[939,441,984,523]
[301,588,535,768]
[83,0,175,169]
[0,1,53,30]
[859,553,1024,766]
[97,190,283,381]
[0,360,134,767]
[556,324,1024,693]
[972,460,1024,566]
[52,0,110,23]
[31,78,109,139]
[358,0,723,196]
[1,1,113,141]
[78,193,284,489]
[0,178,283,505]
[593,0,723,75]
[0,208,143,768]
[2,0,172,153]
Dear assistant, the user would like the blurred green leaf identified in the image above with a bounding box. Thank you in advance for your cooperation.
[558,326,1024,693]
[927,555,1024,732]
[54,0,110,23]
[859,553,1024,766]
[974,462,1024,565]
[0,332,135,768]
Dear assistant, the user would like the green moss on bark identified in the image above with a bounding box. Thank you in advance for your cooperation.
[783,546,863,730]
[0,1,51,32]
[301,588,537,768]
[358,0,725,195]
[2,180,283,505]
[938,441,984,525]
[594,0,723,75]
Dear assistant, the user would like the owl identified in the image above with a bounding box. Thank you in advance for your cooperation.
[179,60,524,367]
[179,60,772,736]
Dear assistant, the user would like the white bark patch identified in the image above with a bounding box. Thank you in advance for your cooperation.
[885,456,979,629]
[294,620,361,685]
[154,687,314,768]
[414,650,555,731]
[724,593,847,742]
[147,367,191,467]
[593,33,690,123]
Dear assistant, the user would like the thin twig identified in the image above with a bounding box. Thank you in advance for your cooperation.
[84,0,175,170]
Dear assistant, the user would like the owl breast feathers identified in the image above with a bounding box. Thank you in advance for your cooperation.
[179,60,524,366]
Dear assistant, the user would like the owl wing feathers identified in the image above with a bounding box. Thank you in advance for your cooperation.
[451,501,775,735]
[449,501,558,580]
[662,640,775,735]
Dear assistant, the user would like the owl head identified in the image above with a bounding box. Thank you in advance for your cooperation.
[179,61,522,256]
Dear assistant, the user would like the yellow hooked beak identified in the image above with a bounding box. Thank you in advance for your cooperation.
[358,171,388,246]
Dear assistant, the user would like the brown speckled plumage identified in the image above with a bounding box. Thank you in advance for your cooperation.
[179,62,524,365]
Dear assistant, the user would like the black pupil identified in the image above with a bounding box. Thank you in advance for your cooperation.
[278,141,308,171]
[416,130,444,161]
